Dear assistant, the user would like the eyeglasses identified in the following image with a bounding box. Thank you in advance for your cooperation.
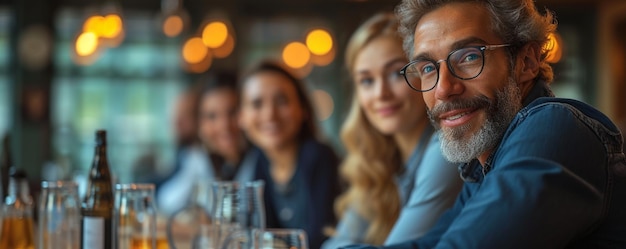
[400,44,511,92]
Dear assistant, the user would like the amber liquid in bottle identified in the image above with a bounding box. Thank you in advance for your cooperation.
[80,130,114,249]
[0,169,35,249]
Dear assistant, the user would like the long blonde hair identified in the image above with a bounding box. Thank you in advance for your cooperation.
[335,12,404,245]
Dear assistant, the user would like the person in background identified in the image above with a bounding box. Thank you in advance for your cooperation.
[343,0,626,248]
[239,60,341,249]
[322,13,462,249]
[157,72,254,215]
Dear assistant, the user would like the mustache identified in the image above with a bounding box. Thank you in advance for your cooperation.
[427,95,492,123]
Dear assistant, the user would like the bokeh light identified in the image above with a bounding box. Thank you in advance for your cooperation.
[75,32,99,56]
[83,14,123,40]
[83,15,105,34]
[182,37,210,64]
[306,29,333,56]
[163,15,184,37]
[282,42,310,69]
[544,32,563,63]
[213,35,235,59]
[312,89,334,121]
[100,14,123,39]
[202,21,228,49]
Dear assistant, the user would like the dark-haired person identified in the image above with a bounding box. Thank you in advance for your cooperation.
[158,72,254,215]
[239,61,341,249]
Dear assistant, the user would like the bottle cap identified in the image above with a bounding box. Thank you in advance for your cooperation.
[96,130,107,146]
[9,167,27,179]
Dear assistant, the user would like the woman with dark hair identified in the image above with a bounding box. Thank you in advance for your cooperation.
[158,72,255,215]
[239,60,341,249]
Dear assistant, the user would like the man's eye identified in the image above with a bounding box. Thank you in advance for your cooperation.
[420,63,436,75]
[462,53,481,63]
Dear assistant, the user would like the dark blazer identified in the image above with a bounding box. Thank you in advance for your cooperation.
[253,138,341,249]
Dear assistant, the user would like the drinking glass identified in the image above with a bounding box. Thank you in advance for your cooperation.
[116,183,166,249]
[167,181,212,249]
[212,180,265,249]
[37,180,81,249]
[221,229,308,249]
[253,229,308,249]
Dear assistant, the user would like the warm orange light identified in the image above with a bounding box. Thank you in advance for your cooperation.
[83,15,105,34]
[213,35,235,59]
[282,42,310,69]
[544,32,563,63]
[306,29,333,56]
[100,14,123,39]
[75,32,99,56]
[82,14,122,39]
[182,37,209,64]
[312,89,334,121]
[163,15,184,37]
[202,21,228,48]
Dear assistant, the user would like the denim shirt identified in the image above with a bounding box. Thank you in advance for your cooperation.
[341,81,626,249]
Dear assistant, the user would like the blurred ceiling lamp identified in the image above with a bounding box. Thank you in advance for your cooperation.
[83,14,123,39]
[306,29,333,56]
[544,32,563,63]
[202,21,229,48]
[100,14,123,39]
[182,37,210,64]
[161,0,188,38]
[163,14,184,37]
[72,31,101,66]
[75,32,99,56]
[82,13,124,48]
[213,34,235,59]
[312,89,334,121]
[282,41,311,69]
[182,36,213,73]
[83,15,105,34]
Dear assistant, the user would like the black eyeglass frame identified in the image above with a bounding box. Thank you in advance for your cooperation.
[400,44,511,92]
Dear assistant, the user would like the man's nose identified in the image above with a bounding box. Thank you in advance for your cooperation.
[434,62,464,100]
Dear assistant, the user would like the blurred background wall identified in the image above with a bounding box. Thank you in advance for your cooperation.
[0,0,624,187]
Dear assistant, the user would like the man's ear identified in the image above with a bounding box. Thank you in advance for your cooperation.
[517,43,541,83]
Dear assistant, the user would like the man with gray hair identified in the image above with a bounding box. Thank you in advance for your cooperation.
[339,0,626,248]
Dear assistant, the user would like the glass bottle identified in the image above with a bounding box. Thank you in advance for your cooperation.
[80,130,114,249]
[0,168,35,249]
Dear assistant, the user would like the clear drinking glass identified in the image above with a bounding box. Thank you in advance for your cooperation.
[37,181,81,249]
[212,180,265,249]
[167,181,213,249]
[222,229,308,249]
[115,183,165,249]
[253,229,308,249]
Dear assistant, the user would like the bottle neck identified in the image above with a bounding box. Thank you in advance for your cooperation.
[94,144,109,167]
[7,177,31,205]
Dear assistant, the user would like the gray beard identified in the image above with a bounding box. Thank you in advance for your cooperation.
[435,77,522,163]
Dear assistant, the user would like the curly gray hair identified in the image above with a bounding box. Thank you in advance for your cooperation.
[395,0,557,83]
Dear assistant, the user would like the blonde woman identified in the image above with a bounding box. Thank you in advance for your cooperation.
[322,13,462,248]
